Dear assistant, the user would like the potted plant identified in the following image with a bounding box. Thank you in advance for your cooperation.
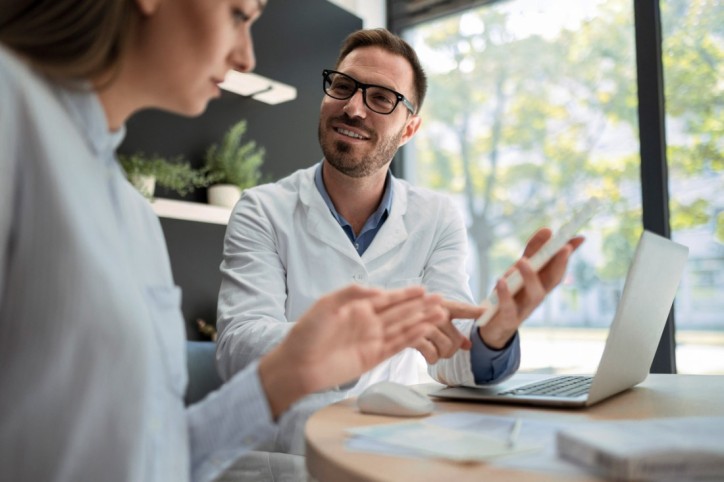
[119,153,212,200]
[204,119,265,208]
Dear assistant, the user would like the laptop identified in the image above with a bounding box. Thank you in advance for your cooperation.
[431,230,689,408]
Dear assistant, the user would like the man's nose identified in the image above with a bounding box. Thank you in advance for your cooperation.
[342,88,367,118]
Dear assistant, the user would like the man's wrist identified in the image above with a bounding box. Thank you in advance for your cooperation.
[477,324,516,350]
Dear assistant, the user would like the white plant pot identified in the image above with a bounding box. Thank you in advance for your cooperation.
[208,184,242,208]
[130,174,156,199]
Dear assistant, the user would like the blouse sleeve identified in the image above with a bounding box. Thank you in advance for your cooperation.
[0,53,19,301]
[186,360,279,482]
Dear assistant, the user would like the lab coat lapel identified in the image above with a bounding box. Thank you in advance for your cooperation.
[361,177,409,263]
[298,169,360,263]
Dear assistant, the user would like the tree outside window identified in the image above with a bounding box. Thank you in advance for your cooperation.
[402,0,723,374]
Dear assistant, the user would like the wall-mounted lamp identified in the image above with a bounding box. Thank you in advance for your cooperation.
[219,71,297,105]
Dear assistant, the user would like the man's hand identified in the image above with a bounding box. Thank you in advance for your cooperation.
[414,299,484,364]
[258,285,446,418]
[479,228,584,349]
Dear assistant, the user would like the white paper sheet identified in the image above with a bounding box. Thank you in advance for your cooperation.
[345,411,592,477]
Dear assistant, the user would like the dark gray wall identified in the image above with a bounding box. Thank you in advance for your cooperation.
[120,0,363,192]
[120,1,362,338]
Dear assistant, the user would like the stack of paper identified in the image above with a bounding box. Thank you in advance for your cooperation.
[556,416,724,480]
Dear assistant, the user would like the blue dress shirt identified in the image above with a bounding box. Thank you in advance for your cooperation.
[314,162,392,256]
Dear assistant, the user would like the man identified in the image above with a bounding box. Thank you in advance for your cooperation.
[216,28,580,461]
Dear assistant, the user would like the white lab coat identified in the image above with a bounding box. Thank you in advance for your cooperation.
[216,165,481,457]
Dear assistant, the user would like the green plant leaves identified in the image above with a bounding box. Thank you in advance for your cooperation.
[118,153,213,198]
[204,119,265,190]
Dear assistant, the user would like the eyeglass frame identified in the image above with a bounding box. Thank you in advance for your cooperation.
[322,69,417,115]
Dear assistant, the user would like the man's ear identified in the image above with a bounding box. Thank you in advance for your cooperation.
[398,114,422,148]
[135,0,162,16]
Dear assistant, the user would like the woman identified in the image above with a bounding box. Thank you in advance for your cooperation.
[0,1,450,480]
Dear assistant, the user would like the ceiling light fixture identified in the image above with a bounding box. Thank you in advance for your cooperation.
[219,71,297,105]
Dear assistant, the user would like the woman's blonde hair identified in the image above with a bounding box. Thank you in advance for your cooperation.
[0,0,139,82]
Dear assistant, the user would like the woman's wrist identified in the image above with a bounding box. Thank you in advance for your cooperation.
[257,343,309,420]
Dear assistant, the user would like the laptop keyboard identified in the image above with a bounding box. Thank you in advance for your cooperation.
[500,375,593,398]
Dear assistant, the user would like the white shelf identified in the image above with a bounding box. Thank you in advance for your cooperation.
[151,198,232,225]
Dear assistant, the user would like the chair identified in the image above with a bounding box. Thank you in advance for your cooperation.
[185,341,309,480]
[185,340,223,406]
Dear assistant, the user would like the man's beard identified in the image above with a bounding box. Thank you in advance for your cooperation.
[318,115,403,178]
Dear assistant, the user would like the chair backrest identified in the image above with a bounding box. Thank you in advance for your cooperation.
[185,340,223,406]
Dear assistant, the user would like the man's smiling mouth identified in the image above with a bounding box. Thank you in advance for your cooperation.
[336,127,369,140]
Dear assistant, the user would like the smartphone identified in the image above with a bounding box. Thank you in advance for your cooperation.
[475,198,600,327]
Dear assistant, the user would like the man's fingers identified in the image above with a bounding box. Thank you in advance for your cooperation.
[516,258,546,312]
[434,321,470,354]
[493,277,516,320]
[383,324,435,361]
[522,227,553,258]
[422,328,455,359]
[414,338,440,364]
[375,292,480,358]
[568,235,585,251]
[479,231,586,350]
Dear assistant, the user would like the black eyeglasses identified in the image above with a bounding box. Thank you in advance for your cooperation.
[322,69,416,115]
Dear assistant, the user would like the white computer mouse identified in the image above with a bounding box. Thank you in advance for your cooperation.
[356,381,434,417]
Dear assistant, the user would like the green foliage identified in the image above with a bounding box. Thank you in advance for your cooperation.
[600,209,642,281]
[204,120,265,190]
[119,153,212,198]
[670,199,711,231]
[409,0,722,300]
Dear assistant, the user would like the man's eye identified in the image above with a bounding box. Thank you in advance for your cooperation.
[372,93,394,105]
[332,81,354,92]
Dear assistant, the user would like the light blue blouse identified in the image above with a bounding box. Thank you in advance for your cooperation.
[0,46,277,482]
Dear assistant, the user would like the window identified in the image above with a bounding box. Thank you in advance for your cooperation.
[401,0,723,375]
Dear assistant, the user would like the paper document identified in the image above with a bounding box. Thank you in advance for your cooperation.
[346,412,592,477]
[347,414,541,463]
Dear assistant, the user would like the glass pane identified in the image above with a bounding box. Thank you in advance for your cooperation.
[403,0,641,374]
[662,0,724,374]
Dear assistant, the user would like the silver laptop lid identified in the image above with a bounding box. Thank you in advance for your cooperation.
[587,230,689,404]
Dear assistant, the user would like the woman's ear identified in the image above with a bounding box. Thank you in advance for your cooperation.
[135,0,162,16]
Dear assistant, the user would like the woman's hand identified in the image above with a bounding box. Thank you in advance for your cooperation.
[258,284,446,418]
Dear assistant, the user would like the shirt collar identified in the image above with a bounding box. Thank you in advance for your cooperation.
[52,82,126,165]
[314,161,394,229]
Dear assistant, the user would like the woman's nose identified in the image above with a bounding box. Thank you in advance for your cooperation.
[232,27,256,73]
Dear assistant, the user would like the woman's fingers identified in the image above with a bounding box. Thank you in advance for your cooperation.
[369,285,427,311]
[441,299,485,320]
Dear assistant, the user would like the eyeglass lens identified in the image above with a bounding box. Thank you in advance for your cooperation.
[324,71,400,114]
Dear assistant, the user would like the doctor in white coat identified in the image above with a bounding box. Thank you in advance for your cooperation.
[216,29,582,463]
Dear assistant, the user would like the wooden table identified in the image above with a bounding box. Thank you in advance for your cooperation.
[305,375,724,481]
